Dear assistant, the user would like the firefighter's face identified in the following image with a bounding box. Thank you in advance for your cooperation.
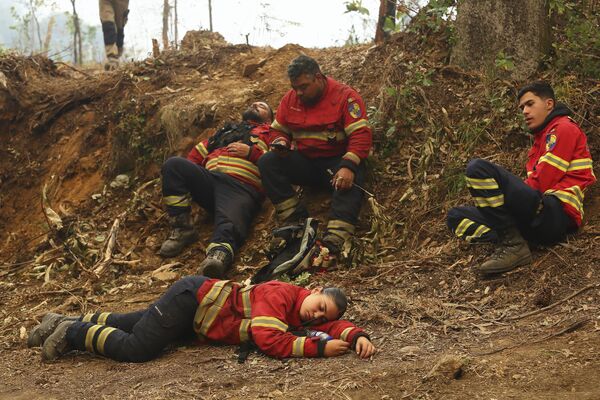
[518,91,554,130]
[300,288,340,323]
[242,101,272,123]
[291,73,325,106]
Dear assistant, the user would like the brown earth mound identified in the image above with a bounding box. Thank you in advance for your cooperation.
[0,25,599,400]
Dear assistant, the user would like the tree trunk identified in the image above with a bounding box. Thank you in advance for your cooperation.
[174,0,178,49]
[162,0,170,50]
[208,0,213,32]
[43,15,55,53]
[70,0,83,64]
[375,0,396,44]
[451,0,551,80]
[30,0,43,52]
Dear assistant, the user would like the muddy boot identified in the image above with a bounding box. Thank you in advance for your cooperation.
[159,213,199,258]
[42,320,75,361]
[104,56,119,71]
[199,247,233,279]
[322,233,345,258]
[28,313,78,348]
[477,226,532,275]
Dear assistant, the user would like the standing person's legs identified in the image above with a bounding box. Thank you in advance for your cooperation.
[99,0,118,63]
[43,276,207,362]
[112,0,129,57]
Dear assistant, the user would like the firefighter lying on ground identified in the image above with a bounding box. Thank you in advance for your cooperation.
[258,55,373,260]
[447,81,595,276]
[29,277,376,362]
[159,101,274,279]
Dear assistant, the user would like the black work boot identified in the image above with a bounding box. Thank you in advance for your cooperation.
[477,226,532,275]
[199,247,233,279]
[28,313,78,348]
[42,320,75,361]
[322,233,345,258]
[159,213,199,257]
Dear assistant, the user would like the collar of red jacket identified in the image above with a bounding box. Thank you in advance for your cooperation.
[530,102,572,135]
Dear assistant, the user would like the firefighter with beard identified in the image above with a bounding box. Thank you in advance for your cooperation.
[258,55,372,260]
[159,101,274,279]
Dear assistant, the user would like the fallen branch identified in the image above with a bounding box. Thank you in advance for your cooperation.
[93,215,122,276]
[506,283,600,321]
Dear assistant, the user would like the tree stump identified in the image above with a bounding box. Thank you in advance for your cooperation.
[451,0,551,80]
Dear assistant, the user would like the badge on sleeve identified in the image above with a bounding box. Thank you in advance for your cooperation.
[348,102,361,119]
[545,133,557,151]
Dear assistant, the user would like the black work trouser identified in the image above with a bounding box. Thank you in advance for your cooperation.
[66,276,207,362]
[257,151,365,226]
[447,159,575,245]
[161,157,263,254]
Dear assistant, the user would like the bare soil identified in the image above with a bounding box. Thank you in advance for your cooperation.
[1,31,599,400]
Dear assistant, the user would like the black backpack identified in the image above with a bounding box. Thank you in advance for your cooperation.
[251,218,320,284]
[206,122,254,153]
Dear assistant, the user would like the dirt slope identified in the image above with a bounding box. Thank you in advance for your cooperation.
[1,29,599,400]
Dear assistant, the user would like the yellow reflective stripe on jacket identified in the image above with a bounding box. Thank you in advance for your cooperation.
[568,158,593,172]
[193,280,234,337]
[455,218,475,238]
[345,119,368,135]
[466,177,499,190]
[251,316,288,332]
[292,337,306,357]
[240,286,253,318]
[195,142,208,158]
[473,194,504,208]
[271,119,291,134]
[85,325,103,353]
[466,225,491,242]
[96,327,117,355]
[546,186,585,215]
[339,327,353,342]
[254,138,268,152]
[164,194,192,207]
[239,319,251,343]
[527,171,533,177]
[538,152,569,172]
[292,130,346,142]
[343,151,361,164]
[82,313,93,323]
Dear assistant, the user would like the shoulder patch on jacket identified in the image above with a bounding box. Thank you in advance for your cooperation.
[546,133,557,151]
[348,102,361,119]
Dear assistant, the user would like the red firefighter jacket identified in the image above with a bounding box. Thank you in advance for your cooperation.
[271,77,372,173]
[193,279,368,359]
[524,114,596,226]
[187,123,271,192]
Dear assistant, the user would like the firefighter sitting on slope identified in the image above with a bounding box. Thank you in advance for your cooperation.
[158,101,274,279]
[447,81,596,276]
[29,276,376,363]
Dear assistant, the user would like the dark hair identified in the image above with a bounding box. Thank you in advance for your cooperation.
[517,81,556,102]
[323,287,348,319]
[262,101,274,121]
[287,55,322,80]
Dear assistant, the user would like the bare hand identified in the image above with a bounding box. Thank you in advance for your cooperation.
[226,141,250,158]
[355,337,376,359]
[324,339,350,357]
[332,167,355,191]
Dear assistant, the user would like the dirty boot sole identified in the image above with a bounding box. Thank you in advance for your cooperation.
[158,230,199,257]
[28,313,76,348]
[42,320,74,361]
[202,260,226,279]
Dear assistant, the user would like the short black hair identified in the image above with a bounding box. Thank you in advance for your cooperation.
[517,81,556,102]
[323,287,348,319]
[287,55,322,80]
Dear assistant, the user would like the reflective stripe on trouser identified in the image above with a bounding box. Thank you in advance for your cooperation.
[464,158,541,230]
[66,276,206,362]
[447,206,498,243]
[326,219,356,243]
[257,151,364,228]
[99,0,129,58]
[161,157,263,254]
